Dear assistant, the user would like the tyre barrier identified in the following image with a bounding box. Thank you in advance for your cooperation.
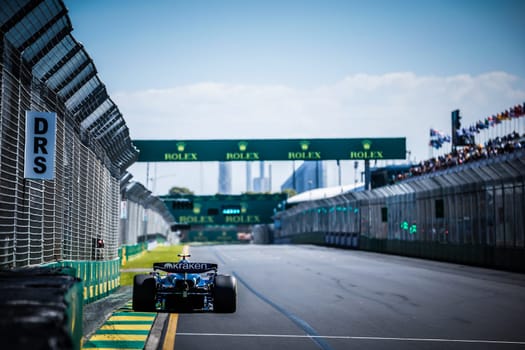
[0,248,141,349]
[0,266,83,350]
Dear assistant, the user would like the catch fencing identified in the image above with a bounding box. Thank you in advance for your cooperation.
[275,150,525,271]
[0,0,172,270]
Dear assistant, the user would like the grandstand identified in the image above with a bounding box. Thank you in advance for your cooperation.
[275,103,525,272]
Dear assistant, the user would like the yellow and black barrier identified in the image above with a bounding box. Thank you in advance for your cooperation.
[45,242,147,304]
[48,259,121,303]
[119,242,147,266]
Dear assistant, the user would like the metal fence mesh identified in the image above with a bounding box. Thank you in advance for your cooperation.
[1,39,120,267]
[0,1,175,269]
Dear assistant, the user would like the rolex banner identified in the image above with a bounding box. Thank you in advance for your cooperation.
[133,137,407,162]
[24,111,56,180]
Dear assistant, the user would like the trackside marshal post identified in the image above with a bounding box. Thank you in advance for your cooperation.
[24,111,56,180]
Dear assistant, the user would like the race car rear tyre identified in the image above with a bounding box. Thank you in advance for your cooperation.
[214,275,237,313]
[133,274,156,311]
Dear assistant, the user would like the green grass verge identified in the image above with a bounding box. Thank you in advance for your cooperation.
[120,244,184,286]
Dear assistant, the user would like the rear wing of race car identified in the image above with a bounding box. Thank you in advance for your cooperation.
[153,262,218,273]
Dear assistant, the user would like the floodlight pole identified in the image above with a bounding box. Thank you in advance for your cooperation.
[337,159,341,186]
[146,162,150,189]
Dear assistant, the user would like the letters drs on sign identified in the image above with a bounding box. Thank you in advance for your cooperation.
[24,111,57,180]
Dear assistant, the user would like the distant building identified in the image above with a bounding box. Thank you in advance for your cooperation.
[246,162,252,192]
[281,161,326,193]
[253,161,270,192]
[253,177,270,192]
[218,162,232,194]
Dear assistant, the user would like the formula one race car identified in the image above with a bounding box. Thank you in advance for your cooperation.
[132,254,236,313]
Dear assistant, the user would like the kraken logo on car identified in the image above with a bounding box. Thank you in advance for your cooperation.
[136,260,236,312]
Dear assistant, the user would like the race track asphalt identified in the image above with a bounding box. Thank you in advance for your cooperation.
[85,244,525,350]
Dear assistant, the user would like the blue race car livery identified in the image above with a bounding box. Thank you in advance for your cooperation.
[132,254,236,313]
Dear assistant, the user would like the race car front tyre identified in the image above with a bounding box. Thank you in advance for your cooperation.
[133,274,156,311]
[214,275,237,313]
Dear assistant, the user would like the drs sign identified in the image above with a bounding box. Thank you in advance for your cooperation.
[24,111,56,180]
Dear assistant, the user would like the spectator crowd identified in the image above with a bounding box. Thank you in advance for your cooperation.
[399,131,524,181]
[429,102,525,150]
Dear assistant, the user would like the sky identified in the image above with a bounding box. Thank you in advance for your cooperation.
[63,0,525,195]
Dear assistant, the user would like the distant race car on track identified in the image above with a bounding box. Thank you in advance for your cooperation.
[132,254,237,313]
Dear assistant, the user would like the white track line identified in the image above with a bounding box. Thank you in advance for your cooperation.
[175,333,525,345]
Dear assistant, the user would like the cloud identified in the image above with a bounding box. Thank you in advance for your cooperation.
[115,72,525,194]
